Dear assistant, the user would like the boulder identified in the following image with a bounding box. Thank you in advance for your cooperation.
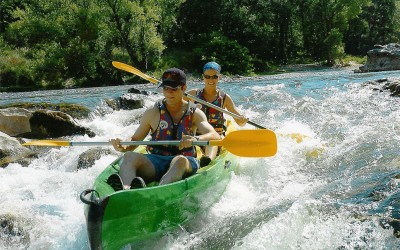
[18,110,95,139]
[105,99,121,111]
[127,87,153,95]
[120,93,144,110]
[0,108,32,136]
[394,84,400,96]
[0,213,30,247]
[77,147,112,170]
[0,132,37,168]
[364,78,400,97]
[128,88,143,94]
[104,88,158,111]
[0,102,91,119]
[357,43,400,72]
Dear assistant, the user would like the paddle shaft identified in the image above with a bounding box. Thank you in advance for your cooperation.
[22,128,277,157]
[61,141,212,147]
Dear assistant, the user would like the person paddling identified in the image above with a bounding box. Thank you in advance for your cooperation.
[108,68,220,190]
[186,62,248,165]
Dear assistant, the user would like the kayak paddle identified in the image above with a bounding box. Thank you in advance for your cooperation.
[112,61,159,84]
[22,129,277,157]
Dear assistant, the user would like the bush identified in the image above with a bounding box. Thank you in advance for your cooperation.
[193,33,254,75]
[153,48,197,77]
[0,45,36,88]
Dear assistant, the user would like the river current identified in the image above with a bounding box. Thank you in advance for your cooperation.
[1,68,400,249]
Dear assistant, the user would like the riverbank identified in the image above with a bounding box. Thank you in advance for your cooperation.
[0,62,364,93]
[202,62,364,84]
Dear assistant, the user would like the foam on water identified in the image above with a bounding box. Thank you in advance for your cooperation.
[1,69,400,249]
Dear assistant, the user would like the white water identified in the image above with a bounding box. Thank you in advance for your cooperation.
[1,68,400,249]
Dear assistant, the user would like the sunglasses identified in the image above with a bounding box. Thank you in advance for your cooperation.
[162,86,180,91]
[203,74,219,79]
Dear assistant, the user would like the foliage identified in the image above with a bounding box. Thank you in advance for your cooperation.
[342,55,367,65]
[345,0,399,55]
[0,0,400,91]
[0,46,36,89]
[193,33,254,75]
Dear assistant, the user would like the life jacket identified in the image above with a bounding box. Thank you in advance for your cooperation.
[195,89,226,134]
[146,99,197,157]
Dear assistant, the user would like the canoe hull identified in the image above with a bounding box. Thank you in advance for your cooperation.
[82,148,239,250]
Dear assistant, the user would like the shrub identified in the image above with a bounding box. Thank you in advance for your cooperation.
[0,45,36,89]
[193,33,254,75]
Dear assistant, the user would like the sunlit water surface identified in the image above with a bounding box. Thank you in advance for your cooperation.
[1,68,400,249]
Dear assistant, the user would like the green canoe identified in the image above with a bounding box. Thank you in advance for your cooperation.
[80,131,240,249]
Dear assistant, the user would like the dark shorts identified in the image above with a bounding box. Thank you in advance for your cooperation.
[144,154,200,180]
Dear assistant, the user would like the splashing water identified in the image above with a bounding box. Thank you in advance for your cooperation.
[1,68,400,249]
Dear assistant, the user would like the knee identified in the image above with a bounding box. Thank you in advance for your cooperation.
[123,151,138,162]
[172,155,189,171]
[120,152,141,170]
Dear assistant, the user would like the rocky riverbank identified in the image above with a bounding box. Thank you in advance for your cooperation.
[355,43,400,73]
[0,88,150,168]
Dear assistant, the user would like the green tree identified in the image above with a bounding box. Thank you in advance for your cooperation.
[103,0,165,70]
[345,0,399,55]
[193,33,254,75]
[1,0,177,89]
[296,0,371,65]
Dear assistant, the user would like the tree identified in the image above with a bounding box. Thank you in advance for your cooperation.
[103,0,166,70]
[193,33,254,75]
[296,0,371,65]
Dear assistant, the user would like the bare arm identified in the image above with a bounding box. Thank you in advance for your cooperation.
[223,94,248,126]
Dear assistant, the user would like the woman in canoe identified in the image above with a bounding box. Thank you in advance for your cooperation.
[186,62,248,165]
[108,68,220,190]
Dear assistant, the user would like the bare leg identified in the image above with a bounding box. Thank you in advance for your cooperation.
[205,146,218,160]
[159,155,191,185]
[119,152,156,189]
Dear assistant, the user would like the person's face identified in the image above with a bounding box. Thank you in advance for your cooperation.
[203,69,219,86]
[162,84,186,101]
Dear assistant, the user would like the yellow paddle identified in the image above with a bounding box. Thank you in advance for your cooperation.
[22,129,277,157]
[112,61,159,84]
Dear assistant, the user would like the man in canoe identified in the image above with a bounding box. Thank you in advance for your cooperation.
[186,62,248,165]
[108,68,220,190]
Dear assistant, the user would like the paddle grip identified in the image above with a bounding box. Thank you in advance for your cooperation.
[248,121,266,129]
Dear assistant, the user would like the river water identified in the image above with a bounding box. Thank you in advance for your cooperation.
[1,68,400,249]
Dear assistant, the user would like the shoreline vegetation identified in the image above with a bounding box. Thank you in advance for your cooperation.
[0,59,365,93]
[1,1,398,93]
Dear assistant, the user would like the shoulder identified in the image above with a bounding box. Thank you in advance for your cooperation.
[223,93,234,105]
[143,102,160,118]
[218,89,226,96]
[193,107,207,120]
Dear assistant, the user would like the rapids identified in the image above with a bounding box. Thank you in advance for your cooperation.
[1,67,399,249]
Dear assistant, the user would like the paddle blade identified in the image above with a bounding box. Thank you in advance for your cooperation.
[112,61,159,84]
[22,140,71,147]
[210,130,277,157]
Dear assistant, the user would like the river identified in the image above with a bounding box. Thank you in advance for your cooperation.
[1,67,400,249]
